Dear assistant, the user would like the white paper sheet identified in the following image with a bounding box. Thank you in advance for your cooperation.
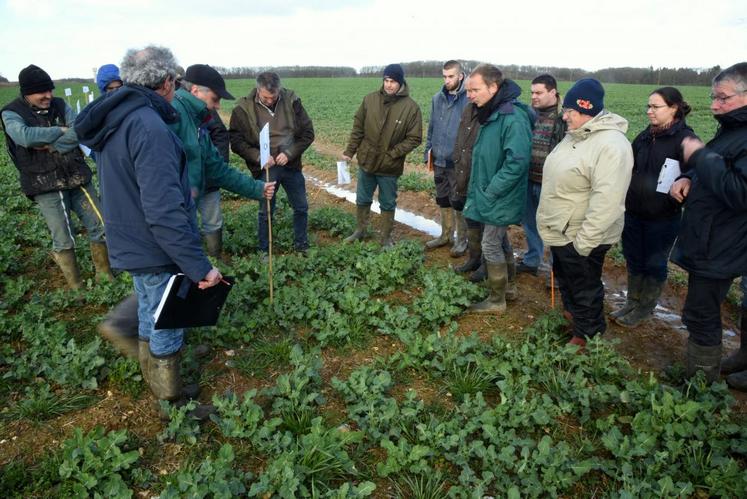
[82,85,89,93]
[337,160,351,184]
[656,157,681,194]
[259,123,270,169]
[64,88,72,97]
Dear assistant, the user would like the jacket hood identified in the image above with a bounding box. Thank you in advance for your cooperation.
[567,110,628,140]
[174,87,209,126]
[441,77,466,98]
[74,84,178,151]
[478,79,528,125]
[95,64,122,94]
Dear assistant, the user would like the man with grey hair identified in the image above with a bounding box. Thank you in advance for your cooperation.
[75,46,221,417]
[424,60,469,254]
[171,64,275,260]
[669,62,747,386]
[230,71,315,254]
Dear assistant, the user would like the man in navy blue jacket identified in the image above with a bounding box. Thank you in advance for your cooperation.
[424,60,469,254]
[75,46,220,416]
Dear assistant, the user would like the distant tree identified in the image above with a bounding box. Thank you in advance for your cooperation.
[0,74,8,83]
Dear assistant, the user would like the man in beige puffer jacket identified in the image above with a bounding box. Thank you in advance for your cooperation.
[537,78,633,348]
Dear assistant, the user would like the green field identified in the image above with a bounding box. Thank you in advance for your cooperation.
[2,79,746,498]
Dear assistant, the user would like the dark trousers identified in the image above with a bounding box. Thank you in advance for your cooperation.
[258,166,308,251]
[682,273,733,347]
[622,212,680,282]
[551,243,611,339]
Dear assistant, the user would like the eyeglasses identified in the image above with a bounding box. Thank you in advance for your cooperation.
[646,104,668,110]
[709,91,745,104]
[561,108,576,114]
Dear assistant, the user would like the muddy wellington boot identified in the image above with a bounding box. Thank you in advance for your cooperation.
[379,210,395,249]
[615,276,664,328]
[685,339,722,385]
[450,210,468,257]
[722,308,747,375]
[99,294,140,359]
[470,262,507,313]
[455,227,482,273]
[425,207,454,249]
[52,249,83,290]
[505,253,517,302]
[204,229,223,260]
[148,349,214,421]
[90,242,115,282]
[610,273,643,319]
[469,258,486,283]
[344,204,371,243]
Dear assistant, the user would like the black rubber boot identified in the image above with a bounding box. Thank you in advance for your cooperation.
[344,205,371,243]
[469,259,486,283]
[722,307,747,375]
[685,339,722,384]
[455,227,482,273]
[505,252,517,302]
[615,277,664,328]
[99,294,139,359]
[610,273,643,319]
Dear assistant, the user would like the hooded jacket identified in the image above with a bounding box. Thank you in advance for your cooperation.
[670,105,747,279]
[95,64,122,94]
[170,88,265,199]
[537,110,634,256]
[627,119,697,220]
[462,80,533,226]
[425,78,469,167]
[343,82,422,176]
[74,85,212,282]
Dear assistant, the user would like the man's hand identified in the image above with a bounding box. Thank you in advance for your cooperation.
[263,155,276,168]
[59,126,69,133]
[263,181,276,200]
[198,267,223,289]
[275,152,289,166]
[670,178,692,203]
[341,154,351,162]
[682,136,705,164]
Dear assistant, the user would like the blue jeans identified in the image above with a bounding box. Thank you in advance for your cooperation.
[622,212,680,282]
[258,166,308,251]
[521,181,544,268]
[34,184,105,251]
[482,224,512,264]
[356,168,398,212]
[197,189,223,235]
[132,272,184,357]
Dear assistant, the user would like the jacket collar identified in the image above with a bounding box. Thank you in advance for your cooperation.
[174,88,209,126]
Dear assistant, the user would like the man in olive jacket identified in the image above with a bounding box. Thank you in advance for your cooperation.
[342,64,423,247]
[230,72,314,253]
[463,64,533,313]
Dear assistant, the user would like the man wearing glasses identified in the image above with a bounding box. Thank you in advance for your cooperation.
[669,62,747,387]
[172,64,275,261]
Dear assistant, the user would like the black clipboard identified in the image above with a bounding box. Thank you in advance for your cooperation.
[154,274,234,329]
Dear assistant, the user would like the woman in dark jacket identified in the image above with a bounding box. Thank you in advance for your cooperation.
[612,87,698,326]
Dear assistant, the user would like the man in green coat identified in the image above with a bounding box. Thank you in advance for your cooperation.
[463,64,533,313]
[171,64,275,258]
[342,64,423,247]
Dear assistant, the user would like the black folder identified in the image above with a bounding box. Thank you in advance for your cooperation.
[154,274,234,329]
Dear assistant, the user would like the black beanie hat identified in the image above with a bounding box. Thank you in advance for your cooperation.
[563,78,604,116]
[19,64,55,96]
[383,63,405,86]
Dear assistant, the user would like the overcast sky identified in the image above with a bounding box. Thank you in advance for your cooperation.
[1,0,745,80]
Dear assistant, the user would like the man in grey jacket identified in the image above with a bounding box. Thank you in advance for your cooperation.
[424,60,470,253]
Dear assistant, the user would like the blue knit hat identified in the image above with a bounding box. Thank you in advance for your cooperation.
[383,63,405,86]
[96,64,122,93]
[563,78,604,116]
